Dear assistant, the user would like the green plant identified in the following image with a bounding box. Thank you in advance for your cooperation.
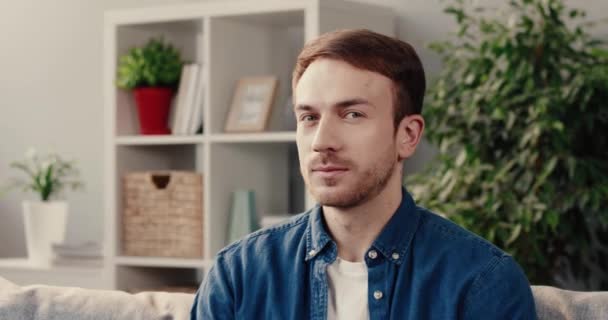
[406,0,608,289]
[5,148,83,201]
[116,37,183,90]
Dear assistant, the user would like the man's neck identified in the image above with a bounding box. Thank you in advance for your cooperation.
[322,177,403,263]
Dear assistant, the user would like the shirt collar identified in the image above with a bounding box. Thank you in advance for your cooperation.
[304,204,333,262]
[371,187,420,265]
[304,186,421,265]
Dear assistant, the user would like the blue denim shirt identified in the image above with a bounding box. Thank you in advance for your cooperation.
[191,188,536,319]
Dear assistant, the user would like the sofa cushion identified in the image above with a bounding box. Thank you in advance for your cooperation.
[0,277,194,320]
[532,285,608,320]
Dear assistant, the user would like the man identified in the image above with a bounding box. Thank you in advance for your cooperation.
[191,29,536,319]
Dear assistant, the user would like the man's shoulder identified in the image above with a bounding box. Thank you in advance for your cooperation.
[413,206,533,304]
[415,205,506,259]
[216,209,312,261]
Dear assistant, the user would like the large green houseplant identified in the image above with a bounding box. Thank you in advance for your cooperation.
[407,0,608,289]
[116,37,183,135]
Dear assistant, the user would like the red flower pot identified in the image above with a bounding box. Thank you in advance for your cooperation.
[133,87,174,135]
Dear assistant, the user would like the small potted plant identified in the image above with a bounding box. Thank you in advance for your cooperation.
[116,37,183,135]
[5,148,83,265]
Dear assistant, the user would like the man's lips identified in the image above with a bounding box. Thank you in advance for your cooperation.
[311,165,348,178]
[312,165,348,172]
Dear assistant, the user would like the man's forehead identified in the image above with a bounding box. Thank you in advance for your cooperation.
[294,58,393,107]
[297,58,375,84]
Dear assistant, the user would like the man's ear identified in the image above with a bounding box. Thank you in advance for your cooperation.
[396,114,425,161]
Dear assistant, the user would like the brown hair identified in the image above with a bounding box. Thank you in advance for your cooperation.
[292,29,426,129]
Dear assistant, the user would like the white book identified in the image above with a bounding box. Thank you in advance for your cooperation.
[189,33,206,135]
[188,65,205,134]
[51,257,104,268]
[52,241,103,258]
[171,64,193,135]
[178,64,200,135]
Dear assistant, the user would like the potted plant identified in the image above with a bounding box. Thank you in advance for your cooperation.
[406,0,608,289]
[5,148,83,265]
[116,37,183,135]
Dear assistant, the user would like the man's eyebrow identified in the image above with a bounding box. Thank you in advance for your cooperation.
[294,104,314,112]
[294,98,374,112]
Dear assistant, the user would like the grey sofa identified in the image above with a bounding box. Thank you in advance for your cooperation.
[0,277,606,319]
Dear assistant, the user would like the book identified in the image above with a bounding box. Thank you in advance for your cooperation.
[178,64,201,135]
[188,64,205,134]
[51,257,104,268]
[52,241,103,258]
[171,64,193,135]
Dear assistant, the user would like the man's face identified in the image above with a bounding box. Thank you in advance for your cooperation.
[294,58,400,208]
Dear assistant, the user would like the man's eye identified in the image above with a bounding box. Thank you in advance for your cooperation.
[345,111,363,119]
[300,115,317,122]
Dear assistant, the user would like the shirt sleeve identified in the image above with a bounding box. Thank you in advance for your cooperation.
[190,255,235,320]
[462,254,537,320]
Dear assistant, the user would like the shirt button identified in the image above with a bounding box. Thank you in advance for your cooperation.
[373,290,383,300]
[391,252,400,260]
[367,250,378,259]
[308,249,317,257]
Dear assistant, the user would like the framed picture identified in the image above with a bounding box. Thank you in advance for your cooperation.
[224,76,278,132]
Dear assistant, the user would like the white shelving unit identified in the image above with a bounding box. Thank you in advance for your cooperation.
[114,256,213,269]
[104,0,395,292]
[0,259,107,289]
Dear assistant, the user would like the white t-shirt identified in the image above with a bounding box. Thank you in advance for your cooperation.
[326,257,370,320]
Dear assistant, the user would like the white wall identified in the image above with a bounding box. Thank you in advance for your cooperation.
[0,0,200,257]
[0,0,606,256]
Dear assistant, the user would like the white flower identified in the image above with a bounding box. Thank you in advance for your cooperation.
[25,147,37,160]
[41,160,53,171]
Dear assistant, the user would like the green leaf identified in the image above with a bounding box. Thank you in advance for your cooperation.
[531,156,558,192]
[506,224,522,245]
[545,210,559,231]
[455,149,467,166]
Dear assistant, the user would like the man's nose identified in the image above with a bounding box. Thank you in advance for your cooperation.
[311,116,341,153]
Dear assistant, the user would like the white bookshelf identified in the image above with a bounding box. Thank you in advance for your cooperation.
[104,0,395,292]
[0,259,108,289]
[114,256,214,269]
[115,135,206,145]
[208,132,296,143]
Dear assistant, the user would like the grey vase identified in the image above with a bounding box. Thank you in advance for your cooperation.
[227,189,260,244]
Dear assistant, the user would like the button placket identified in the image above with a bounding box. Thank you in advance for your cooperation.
[368,250,378,259]
[391,252,400,261]
[367,248,395,320]
[373,290,383,300]
[308,249,317,257]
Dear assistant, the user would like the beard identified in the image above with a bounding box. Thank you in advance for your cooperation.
[302,145,398,209]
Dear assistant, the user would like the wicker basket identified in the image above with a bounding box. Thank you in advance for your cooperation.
[122,171,203,258]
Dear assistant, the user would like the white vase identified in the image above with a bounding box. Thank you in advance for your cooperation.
[22,201,68,266]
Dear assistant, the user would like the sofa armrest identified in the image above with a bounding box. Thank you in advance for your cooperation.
[532,285,608,320]
[0,277,195,320]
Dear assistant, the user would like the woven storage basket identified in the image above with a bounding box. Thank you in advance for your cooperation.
[122,171,203,258]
